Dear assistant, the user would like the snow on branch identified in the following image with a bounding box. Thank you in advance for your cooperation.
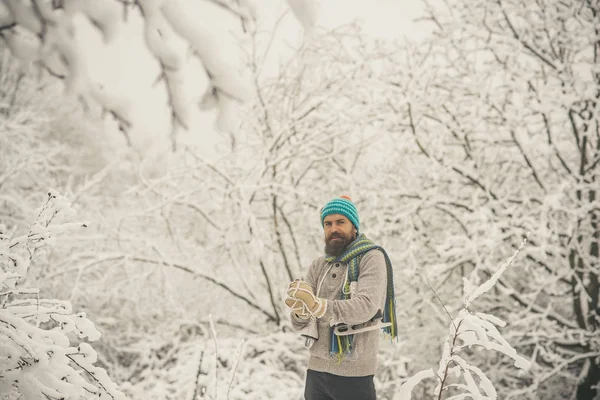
[287,0,320,35]
[0,0,259,141]
[0,0,132,131]
[462,234,529,308]
[397,236,531,399]
[0,190,126,400]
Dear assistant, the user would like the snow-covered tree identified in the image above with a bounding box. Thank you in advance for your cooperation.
[397,239,531,400]
[0,0,321,142]
[7,1,600,398]
[0,41,108,232]
[356,0,600,398]
[0,190,126,399]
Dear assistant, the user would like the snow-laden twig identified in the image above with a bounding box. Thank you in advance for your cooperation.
[463,234,529,308]
[226,338,246,399]
[2,0,261,137]
[398,236,531,399]
[397,368,436,400]
[209,313,219,400]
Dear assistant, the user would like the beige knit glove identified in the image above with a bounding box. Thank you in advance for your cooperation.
[286,279,327,318]
[285,296,311,319]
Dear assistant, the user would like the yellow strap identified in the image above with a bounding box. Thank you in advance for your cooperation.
[336,335,344,364]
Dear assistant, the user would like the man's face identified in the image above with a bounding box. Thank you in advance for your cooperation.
[323,213,357,257]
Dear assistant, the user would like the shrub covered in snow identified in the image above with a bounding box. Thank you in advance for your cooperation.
[397,238,531,399]
[116,320,308,400]
[0,190,126,400]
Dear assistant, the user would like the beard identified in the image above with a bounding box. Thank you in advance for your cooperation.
[324,231,356,257]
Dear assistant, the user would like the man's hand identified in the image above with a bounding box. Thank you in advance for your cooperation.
[285,296,311,319]
[286,279,327,318]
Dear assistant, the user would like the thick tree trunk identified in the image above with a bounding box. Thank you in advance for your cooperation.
[573,5,600,394]
[576,359,600,400]
[577,189,599,400]
[569,95,599,400]
[570,123,599,400]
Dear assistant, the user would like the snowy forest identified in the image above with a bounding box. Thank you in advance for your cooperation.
[1,0,599,399]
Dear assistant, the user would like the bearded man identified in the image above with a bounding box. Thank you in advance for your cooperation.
[284,195,398,400]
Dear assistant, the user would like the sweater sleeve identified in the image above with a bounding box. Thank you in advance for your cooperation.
[323,249,387,327]
[290,258,318,332]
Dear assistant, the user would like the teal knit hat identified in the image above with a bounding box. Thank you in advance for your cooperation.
[320,195,360,232]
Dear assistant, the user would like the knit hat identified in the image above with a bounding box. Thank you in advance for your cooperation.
[320,195,360,232]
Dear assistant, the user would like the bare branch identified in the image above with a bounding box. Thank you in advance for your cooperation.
[509,129,546,191]
[406,102,430,158]
[541,111,574,176]
[496,0,558,70]
[131,255,277,322]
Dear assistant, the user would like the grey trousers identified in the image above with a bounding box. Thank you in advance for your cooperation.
[304,369,376,400]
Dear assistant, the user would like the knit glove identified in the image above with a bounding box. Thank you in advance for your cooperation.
[285,296,311,319]
[286,279,327,319]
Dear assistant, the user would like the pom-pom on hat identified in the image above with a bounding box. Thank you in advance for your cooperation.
[320,195,360,232]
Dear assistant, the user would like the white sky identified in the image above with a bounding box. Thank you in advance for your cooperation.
[317,0,425,38]
[80,0,427,160]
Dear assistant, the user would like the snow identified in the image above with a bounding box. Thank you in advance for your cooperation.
[2,0,598,399]
[2,1,42,34]
[464,235,529,308]
[0,192,125,400]
[0,3,12,27]
[395,368,435,400]
[3,28,43,62]
[63,0,122,44]
[287,0,321,35]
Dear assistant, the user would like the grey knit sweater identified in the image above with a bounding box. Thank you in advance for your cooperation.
[290,249,388,377]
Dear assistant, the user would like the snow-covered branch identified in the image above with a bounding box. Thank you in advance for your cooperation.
[0,0,262,140]
[398,239,531,399]
[0,190,126,400]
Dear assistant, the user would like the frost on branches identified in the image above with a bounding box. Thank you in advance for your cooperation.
[398,238,531,400]
[0,0,256,135]
[0,0,322,138]
[0,190,126,400]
